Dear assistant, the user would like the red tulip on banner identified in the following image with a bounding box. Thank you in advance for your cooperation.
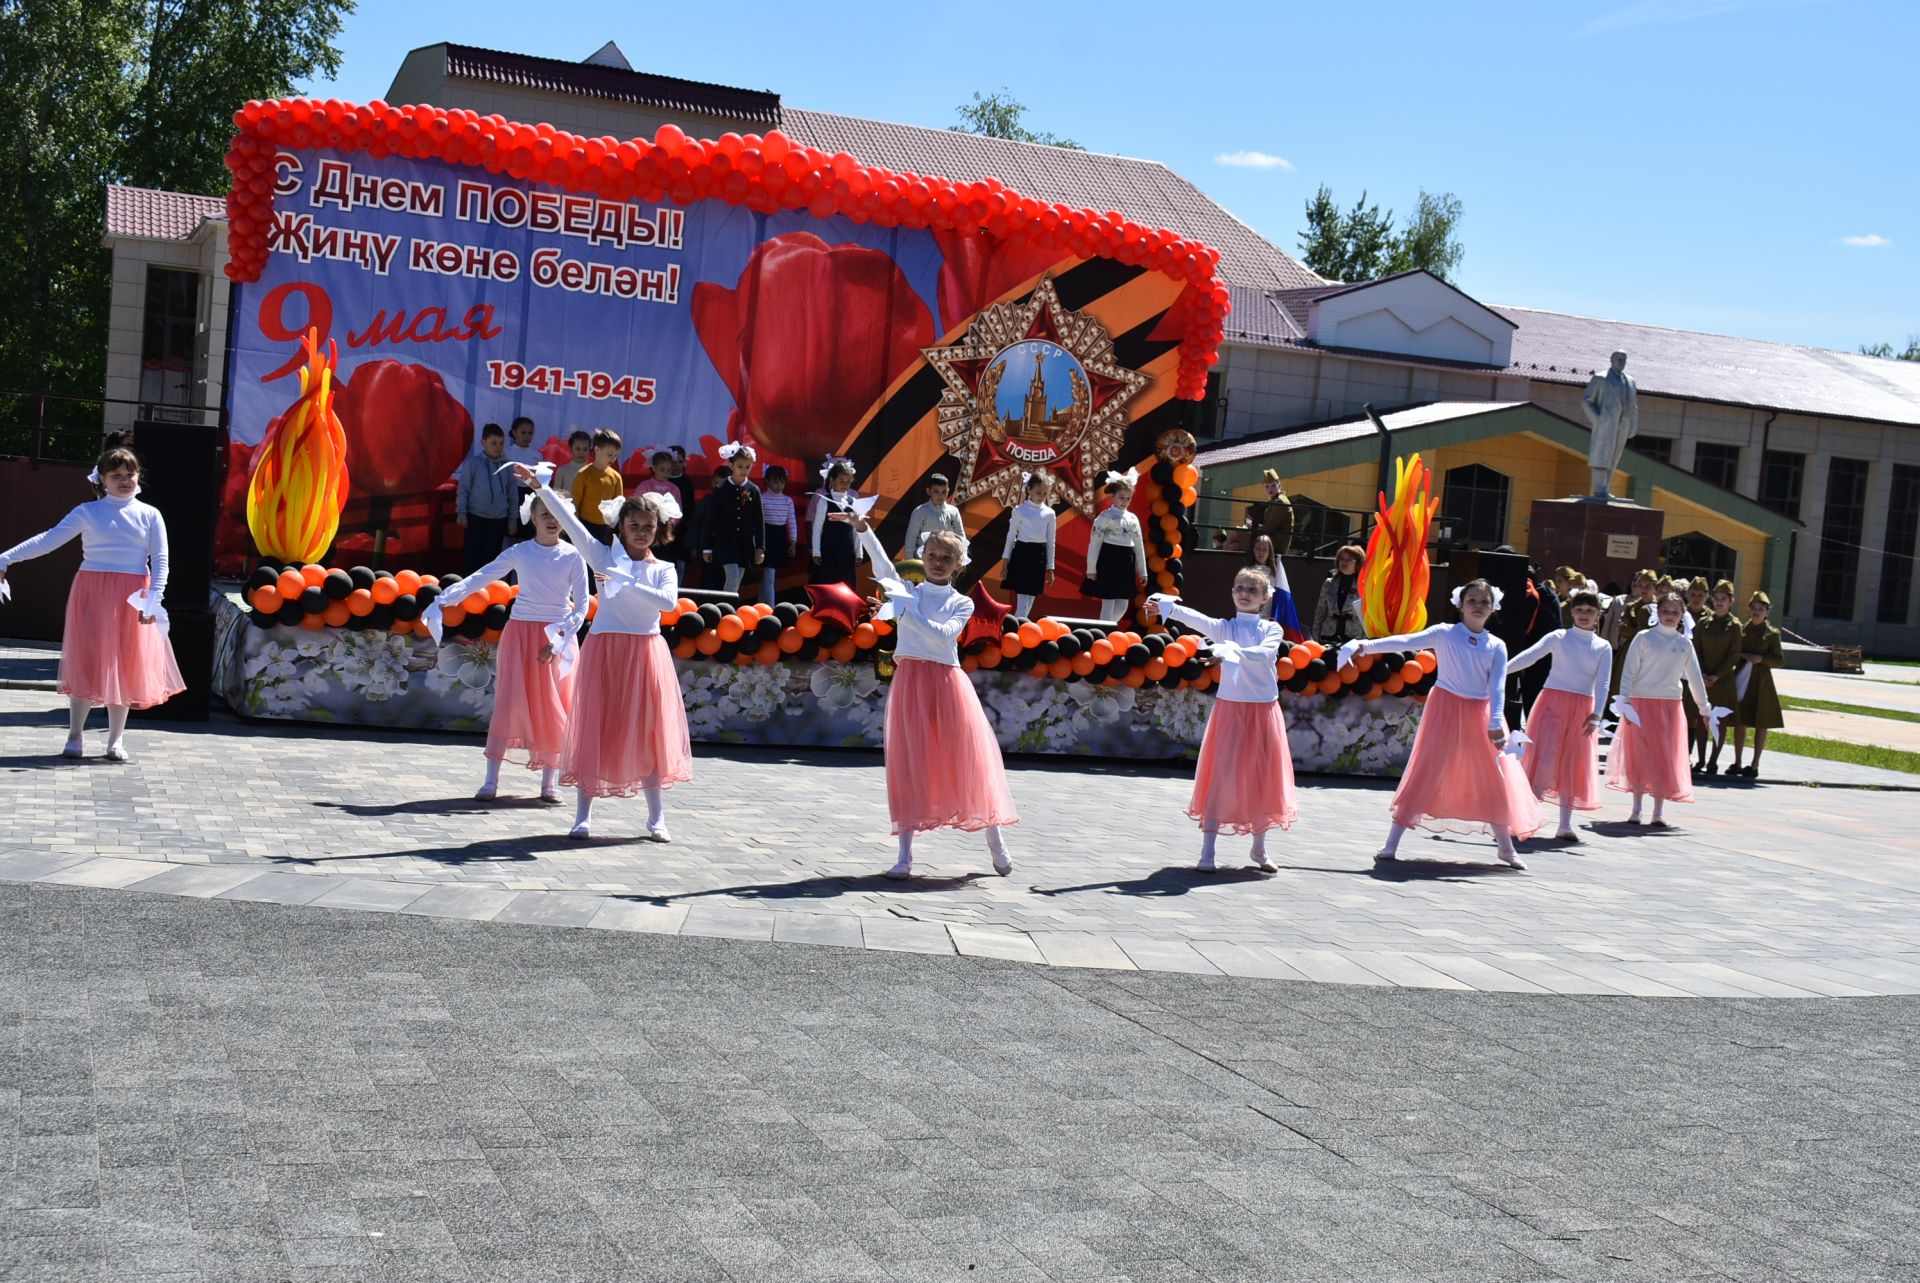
[933,228,1068,335]
[692,231,934,466]
[336,359,474,501]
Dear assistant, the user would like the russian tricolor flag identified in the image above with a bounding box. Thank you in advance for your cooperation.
[1270,560,1306,642]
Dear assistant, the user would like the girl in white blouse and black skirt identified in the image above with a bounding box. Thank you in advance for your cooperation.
[999,469,1056,617]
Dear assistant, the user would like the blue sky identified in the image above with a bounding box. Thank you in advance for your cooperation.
[302,0,1915,355]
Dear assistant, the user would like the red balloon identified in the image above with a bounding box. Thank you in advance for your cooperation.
[804,582,868,634]
[961,582,1013,650]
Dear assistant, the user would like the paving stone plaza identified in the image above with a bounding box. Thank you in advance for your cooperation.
[3,683,1919,1281]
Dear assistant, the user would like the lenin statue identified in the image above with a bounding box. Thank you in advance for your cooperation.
[1580,350,1639,500]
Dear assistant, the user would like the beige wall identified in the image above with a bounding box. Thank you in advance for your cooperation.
[102,227,230,435]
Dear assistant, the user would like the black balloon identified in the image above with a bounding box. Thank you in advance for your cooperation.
[348,565,376,590]
[1304,659,1328,682]
[247,607,276,629]
[675,615,703,639]
[440,572,463,588]
[698,603,723,627]
[1143,634,1167,657]
[368,603,397,630]
[774,602,801,626]
[298,586,326,614]
[374,568,395,581]
[245,565,277,591]
[415,583,439,607]
[1034,640,1060,664]
[274,601,304,627]
[1159,672,1184,690]
[1125,643,1150,667]
[713,641,737,663]
[483,603,510,631]
[1181,658,1205,680]
[1056,634,1082,658]
[1151,461,1174,485]
[754,616,782,643]
[797,639,821,662]
[393,594,421,622]
[322,569,352,600]
[1165,558,1183,576]
[1002,615,1024,634]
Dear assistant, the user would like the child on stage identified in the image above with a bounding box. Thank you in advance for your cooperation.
[520,466,692,841]
[1504,588,1612,842]
[1000,469,1056,618]
[810,459,864,588]
[900,472,964,561]
[758,465,797,605]
[0,444,184,759]
[433,481,589,802]
[839,510,1016,879]
[1144,567,1297,872]
[1609,590,1711,826]
[699,442,764,594]
[1339,580,1537,868]
[1083,469,1149,623]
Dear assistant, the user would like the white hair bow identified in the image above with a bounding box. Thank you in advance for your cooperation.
[1102,468,1139,490]
[88,466,142,497]
[917,528,971,567]
[818,455,856,480]
[520,486,574,526]
[718,441,755,462]
[1451,584,1505,610]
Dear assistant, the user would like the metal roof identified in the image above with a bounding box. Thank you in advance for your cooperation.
[1197,402,1529,468]
[104,186,225,241]
[437,43,782,124]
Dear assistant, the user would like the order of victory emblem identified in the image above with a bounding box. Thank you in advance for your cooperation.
[927,276,1151,518]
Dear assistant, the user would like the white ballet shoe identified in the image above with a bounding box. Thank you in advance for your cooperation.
[884,858,912,880]
[1251,853,1277,873]
[646,822,671,844]
[1498,847,1526,870]
[61,740,84,760]
[568,822,591,841]
[104,743,129,763]
[991,848,1012,876]
[1196,853,1217,872]
[473,785,497,801]
[539,791,563,805]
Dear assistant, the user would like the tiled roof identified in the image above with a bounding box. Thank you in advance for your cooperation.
[1222,285,1303,344]
[438,44,782,124]
[1196,401,1530,468]
[104,185,225,241]
[775,108,1324,292]
[1491,305,1920,427]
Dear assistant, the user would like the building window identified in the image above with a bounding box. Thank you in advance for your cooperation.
[1441,463,1510,549]
[1634,436,1674,464]
[1879,465,1920,625]
[1662,531,1735,586]
[1761,449,1805,519]
[1693,442,1741,490]
[140,267,200,411]
[1814,458,1870,620]
[1287,496,1352,558]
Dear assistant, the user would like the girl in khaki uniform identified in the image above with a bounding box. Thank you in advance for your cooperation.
[1731,591,1785,779]
[1691,580,1745,775]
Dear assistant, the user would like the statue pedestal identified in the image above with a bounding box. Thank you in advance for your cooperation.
[1527,497,1664,593]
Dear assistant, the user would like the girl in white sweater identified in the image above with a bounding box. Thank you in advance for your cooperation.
[1609,590,1710,828]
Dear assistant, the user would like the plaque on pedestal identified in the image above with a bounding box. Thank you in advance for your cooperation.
[1527,497,1664,593]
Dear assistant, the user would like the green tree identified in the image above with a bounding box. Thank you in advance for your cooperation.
[1297,185,1465,284]
[950,89,1083,150]
[0,0,350,402]
[1860,337,1920,361]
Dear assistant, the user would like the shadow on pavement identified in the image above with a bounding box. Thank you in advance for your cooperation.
[266,829,640,869]
[1035,866,1273,897]
[630,870,990,905]
[312,796,542,818]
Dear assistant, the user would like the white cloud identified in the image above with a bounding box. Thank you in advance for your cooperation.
[1840,234,1892,248]
[1580,0,1822,37]
[1214,151,1294,171]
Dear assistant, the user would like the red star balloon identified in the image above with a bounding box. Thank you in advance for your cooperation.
[962,581,1013,649]
[804,581,868,634]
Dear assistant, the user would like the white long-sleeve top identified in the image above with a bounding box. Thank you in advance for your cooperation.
[1619,623,1709,707]
[536,482,678,635]
[1086,507,1149,581]
[1355,624,1509,730]
[441,538,589,633]
[1001,501,1057,568]
[857,527,970,666]
[901,501,965,556]
[0,496,170,598]
[1507,627,1613,720]
[810,489,867,560]
[1152,597,1287,704]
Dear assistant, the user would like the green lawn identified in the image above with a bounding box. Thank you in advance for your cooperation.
[1781,695,1920,725]
[1768,733,1920,776]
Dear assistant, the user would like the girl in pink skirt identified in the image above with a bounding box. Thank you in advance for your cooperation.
[1145,568,1297,872]
[1340,579,1538,869]
[1609,590,1710,828]
[1505,588,1613,842]
[433,480,589,802]
[524,467,692,842]
[0,445,184,760]
[843,514,1017,879]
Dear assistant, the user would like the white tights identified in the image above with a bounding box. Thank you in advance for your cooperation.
[1557,798,1576,837]
[1378,821,1515,858]
[1628,793,1666,823]
[1199,825,1267,865]
[67,698,129,749]
[574,785,665,831]
[1098,598,1128,622]
[478,758,559,797]
[896,826,1007,864]
[1014,594,1036,618]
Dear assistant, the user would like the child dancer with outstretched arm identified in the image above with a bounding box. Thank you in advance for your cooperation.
[1609,590,1711,828]
[1145,567,1298,872]
[1339,579,1538,868]
[433,484,589,802]
[1504,588,1612,843]
[0,444,184,759]
[522,466,692,841]
[843,512,1017,879]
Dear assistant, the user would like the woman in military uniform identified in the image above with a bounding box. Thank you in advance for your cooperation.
[1691,579,1745,775]
[1730,590,1785,779]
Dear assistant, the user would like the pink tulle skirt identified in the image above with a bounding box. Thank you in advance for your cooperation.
[1522,687,1603,810]
[487,618,574,768]
[58,569,185,709]
[1607,696,1694,802]
[1391,687,1540,839]
[884,658,1019,835]
[561,632,692,797]
[1187,698,1298,834]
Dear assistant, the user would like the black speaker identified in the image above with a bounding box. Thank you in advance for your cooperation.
[128,419,226,722]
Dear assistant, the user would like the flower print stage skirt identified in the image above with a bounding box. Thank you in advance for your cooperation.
[1390,687,1540,839]
[1186,697,1298,834]
[884,657,1019,835]
[562,632,692,797]
[486,618,574,768]
[59,569,185,709]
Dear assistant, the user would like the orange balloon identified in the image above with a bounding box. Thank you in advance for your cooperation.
[344,588,374,617]
[322,600,350,627]
[1364,685,1382,700]
[1157,571,1177,591]
[392,618,415,635]
[1192,668,1213,691]
[249,585,282,613]
[830,638,857,662]
[797,614,822,638]
[460,590,487,613]
[1123,668,1146,688]
[1320,674,1343,695]
[695,631,723,655]
[778,628,804,653]
[1416,650,1438,673]
[1355,653,1375,672]
[978,645,1002,669]
[717,615,745,643]
[962,655,979,672]
[300,563,327,588]
[441,605,467,628]
[674,639,697,659]
[1168,544,1183,560]
[481,627,502,644]
[275,569,305,601]
[1304,640,1325,659]
[733,649,756,666]
[661,608,681,627]
[1151,499,1170,517]
[852,623,878,649]
[1089,640,1114,665]
[1338,663,1358,682]
[394,569,422,595]
[367,577,396,605]
[298,612,326,630]
[1275,658,1294,681]
[485,581,512,606]
[1048,657,1073,680]
[871,618,893,637]
[585,595,598,620]
[1172,463,1199,489]
[1000,634,1022,658]
[757,643,781,665]
[1179,486,1197,508]
[1148,555,1166,574]
[1017,622,1042,648]
[1384,675,1405,695]
[1145,658,1168,680]
[1071,652,1096,676]
[1288,645,1311,669]
[1401,660,1423,683]
[677,597,696,615]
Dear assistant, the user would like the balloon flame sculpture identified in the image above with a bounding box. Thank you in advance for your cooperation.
[1360,454,1434,638]
[247,328,349,563]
